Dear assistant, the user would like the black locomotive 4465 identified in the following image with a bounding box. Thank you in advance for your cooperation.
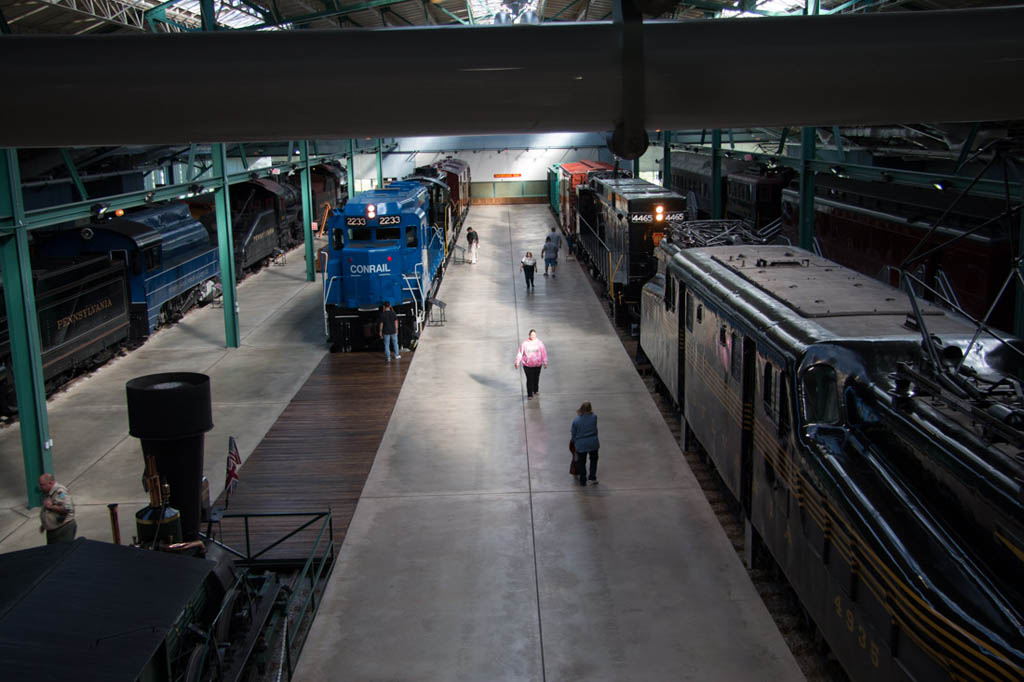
[641,236,1024,682]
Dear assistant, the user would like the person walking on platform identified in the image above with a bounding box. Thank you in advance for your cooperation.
[514,329,548,400]
[571,401,600,486]
[549,226,562,252]
[38,473,76,544]
[521,251,537,290]
[466,226,479,264]
[378,301,400,362]
[541,236,559,278]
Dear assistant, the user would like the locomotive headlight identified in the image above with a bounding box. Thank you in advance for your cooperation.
[366,205,376,219]
[655,205,665,222]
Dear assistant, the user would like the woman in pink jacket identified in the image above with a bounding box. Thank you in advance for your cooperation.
[514,329,548,400]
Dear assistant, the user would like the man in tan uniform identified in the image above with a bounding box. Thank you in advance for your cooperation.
[38,473,76,544]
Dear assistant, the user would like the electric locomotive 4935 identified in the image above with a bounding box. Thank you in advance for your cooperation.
[643,240,1024,682]
[322,178,450,352]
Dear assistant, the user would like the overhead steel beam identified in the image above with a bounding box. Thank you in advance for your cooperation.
[2,8,1024,146]
[242,0,415,29]
[434,5,467,24]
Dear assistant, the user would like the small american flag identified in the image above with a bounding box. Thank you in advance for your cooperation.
[225,436,241,496]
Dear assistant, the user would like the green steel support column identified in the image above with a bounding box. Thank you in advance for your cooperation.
[727,128,735,149]
[0,7,11,34]
[955,122,981,174]
[775,127,789,155]
[376,139,383,188]
[832,126,845,162]
[1,150,53,507]
[237,143,249,170]
[662,131,671,187]
[285,141,294,162]
[211,144,240,348]
[631,157,640,179]
[299,141,315,282]
[200,0,217,30]
[711,129,722,219]
[347,139,355,193]
[187,144,197,180]
[799,126,817,250]
[59,149,88,201]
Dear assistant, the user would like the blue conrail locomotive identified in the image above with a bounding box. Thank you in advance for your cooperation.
[322,170,462,351]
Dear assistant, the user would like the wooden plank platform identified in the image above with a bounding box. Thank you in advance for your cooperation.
[212,352,410,561]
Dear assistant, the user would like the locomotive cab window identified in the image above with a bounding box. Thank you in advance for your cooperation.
[348,228,372,241]
[143,247,160,271]
[332,229,344,250]
[763,362,774,413]
[665,276,676,312]
[376,228,401,241]
[405,226,418,247]
[686,292,695,331]
[730,333,741,380]
[802,364,841,425]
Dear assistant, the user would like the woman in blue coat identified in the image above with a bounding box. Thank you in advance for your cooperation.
[571,401,600,486]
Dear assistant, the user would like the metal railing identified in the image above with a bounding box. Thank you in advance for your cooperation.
[201,510,336,680]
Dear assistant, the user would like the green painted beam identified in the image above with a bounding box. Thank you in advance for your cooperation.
[237,143,249,170]
[385,7,413,24]
[347,139,355,194]
[299,140,315,282]
[955,122,981,174]
[1,150,53,508]
[200,0,217,31]
[832,125,845,162]
[211,144,240,348]
[1,154,339,232]
[241,0,420,29]
[59,149,89,202]
[376,138,383,188]
[466,0,475,24]
[799,126,816,250]
[551,0,584,20]
[187,144,197,180]
[775,127,789,155]
[733,148,1014,200]
[710,129,722,218]
[0,7,12,35]
[434,5,467,24]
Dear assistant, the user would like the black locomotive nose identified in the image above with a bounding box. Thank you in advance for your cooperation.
[126,372,214,542]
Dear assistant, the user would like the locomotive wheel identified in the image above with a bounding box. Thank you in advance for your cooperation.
[183,643,213,682]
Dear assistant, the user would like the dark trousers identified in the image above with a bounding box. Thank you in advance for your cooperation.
[577,450,599,483]
[523,365,542,396]
[46,520,77,544]
[523,266,535,288]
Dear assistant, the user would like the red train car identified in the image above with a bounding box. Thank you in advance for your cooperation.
[781,175,1017,331]
[558,160,616,234]
[437,158,471,228]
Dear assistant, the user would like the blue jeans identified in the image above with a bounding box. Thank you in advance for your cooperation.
[383,333,399,359]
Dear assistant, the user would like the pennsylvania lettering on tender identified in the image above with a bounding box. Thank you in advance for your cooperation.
[56,298,113,330]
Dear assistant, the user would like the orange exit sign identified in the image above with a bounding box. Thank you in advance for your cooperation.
[493,173,521,178]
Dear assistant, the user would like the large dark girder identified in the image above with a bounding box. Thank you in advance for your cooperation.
[1,6,1023,147]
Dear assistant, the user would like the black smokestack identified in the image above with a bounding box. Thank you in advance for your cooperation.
[126,373,214,542]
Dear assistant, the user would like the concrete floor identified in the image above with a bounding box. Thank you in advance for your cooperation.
[296,206,804,682]
[0,247,328,552]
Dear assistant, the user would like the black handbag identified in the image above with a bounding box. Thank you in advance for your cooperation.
[569,441,578,475]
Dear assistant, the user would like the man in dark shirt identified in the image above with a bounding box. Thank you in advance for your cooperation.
[378,301,400,362]
[466,227,479,264]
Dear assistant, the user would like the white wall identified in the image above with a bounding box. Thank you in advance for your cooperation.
[347,133,622,185]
